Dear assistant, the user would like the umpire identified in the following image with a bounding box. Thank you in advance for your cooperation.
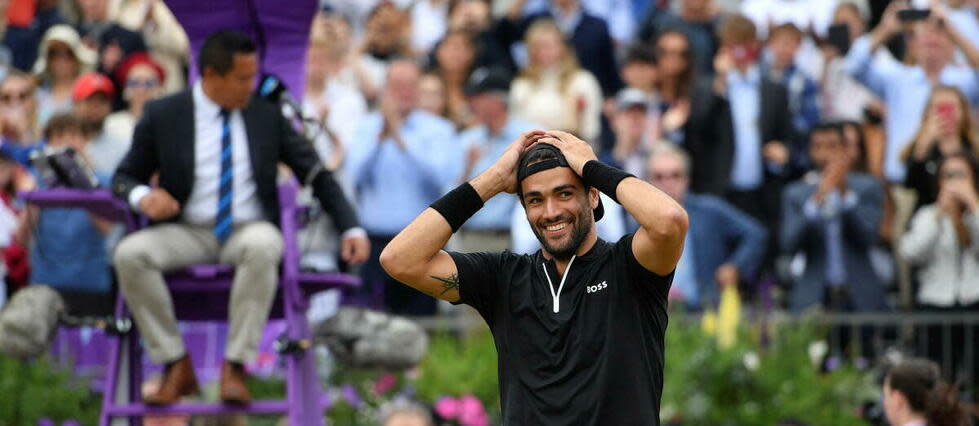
[380,130,687,424]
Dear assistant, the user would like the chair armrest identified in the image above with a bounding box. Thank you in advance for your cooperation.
[20,188,138,232]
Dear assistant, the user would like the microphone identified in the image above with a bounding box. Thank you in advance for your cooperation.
[258,74,305,121]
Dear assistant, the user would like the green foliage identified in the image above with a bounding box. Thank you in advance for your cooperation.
[412,331,499,411]
[0,354,100,426]
[0,321,879,426]
[661,318,877,425]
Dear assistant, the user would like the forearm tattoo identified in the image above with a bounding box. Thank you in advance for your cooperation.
[430,274,460,295]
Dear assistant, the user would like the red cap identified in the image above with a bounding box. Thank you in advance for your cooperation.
[115,52,166,85]
[72,72,116,101]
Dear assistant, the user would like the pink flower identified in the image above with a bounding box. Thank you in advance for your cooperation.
[458,395,488,426]
[435,396,460,420]
[373,373,398,395]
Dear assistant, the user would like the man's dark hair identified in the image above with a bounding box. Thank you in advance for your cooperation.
[198,30,257,76]
[809,121,843,142]
[43,112,85,140]
[623,43,657,66]
[518,147,574,197]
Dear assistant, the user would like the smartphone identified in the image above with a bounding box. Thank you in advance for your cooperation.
[827,24,851,55]
[897,8,931,22]
[936,101,956,124]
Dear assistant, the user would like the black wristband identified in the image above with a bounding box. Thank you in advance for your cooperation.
[582,160,633,203]
[430,182,484,233]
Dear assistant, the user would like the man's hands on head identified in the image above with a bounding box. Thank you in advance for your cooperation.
[470,129,548,199]
[535,130,599,176]
[139,188,181,221]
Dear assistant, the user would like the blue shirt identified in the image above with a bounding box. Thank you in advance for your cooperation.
[29,172,111,293]
[845,35,979,182]
[672,232,699,307]
[767,63,820,135]
[345,110,459,236]
[459,118,537,231]
[727,66,764,190]
[1,140,42,168]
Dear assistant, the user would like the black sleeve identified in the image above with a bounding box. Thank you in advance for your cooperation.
[112,100,159,200]
[447,251,506,324]
[614,233,673,305]
[277,110,361,233]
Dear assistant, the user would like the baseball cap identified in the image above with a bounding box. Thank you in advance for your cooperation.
[517,143,605,221]
[464,67,511,96]
[72,72,115,102]
[615,88,649,110]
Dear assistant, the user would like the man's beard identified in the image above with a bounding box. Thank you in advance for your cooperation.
[531,201,593,261]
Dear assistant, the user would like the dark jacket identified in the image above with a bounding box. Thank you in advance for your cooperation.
[780,173,886,312]
[683,75,795,216]
[111,90,360,232]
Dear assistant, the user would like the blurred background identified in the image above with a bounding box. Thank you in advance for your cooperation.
[0,0,978,424]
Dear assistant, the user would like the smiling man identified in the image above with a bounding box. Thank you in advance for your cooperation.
[380,130,687,424]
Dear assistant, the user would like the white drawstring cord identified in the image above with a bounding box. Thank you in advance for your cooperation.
[542,255,576,313]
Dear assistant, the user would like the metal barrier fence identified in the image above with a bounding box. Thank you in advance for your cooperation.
[418,308,979,400]
[801,312,979,399]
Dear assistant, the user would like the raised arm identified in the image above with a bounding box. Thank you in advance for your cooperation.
[541,131,688,276]
[380,130,547,302]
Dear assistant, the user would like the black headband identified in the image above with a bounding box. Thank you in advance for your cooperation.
[516,143,604,221]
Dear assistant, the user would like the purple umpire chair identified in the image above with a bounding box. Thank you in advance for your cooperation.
[22,182,359,426]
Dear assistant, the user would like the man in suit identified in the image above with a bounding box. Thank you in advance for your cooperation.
[111,30,370,405]
[646,143,767,310]
[780,123,886,313]
[704,14,794,222]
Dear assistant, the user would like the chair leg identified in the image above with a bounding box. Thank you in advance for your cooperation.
[98,333,120,426]
[128,326,143,426]
[284,293,325,426]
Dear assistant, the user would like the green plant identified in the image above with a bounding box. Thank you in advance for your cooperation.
[412,331,499,415]
[0,354,101,426]
[661,317,878,425]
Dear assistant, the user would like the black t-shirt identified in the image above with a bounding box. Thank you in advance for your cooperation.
[449,233,673,425]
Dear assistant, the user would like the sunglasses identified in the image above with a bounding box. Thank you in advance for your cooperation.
[126,78,160,89]
[0,91,31,103]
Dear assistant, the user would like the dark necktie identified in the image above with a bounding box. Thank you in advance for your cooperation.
[215,109,233,243]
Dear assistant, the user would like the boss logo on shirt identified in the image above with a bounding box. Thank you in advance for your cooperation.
[587,281,608,294]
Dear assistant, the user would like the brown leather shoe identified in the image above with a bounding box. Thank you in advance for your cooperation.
[219,360,252,404]
[145,354,200,405]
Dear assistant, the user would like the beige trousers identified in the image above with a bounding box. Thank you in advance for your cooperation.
[113,221,284,364]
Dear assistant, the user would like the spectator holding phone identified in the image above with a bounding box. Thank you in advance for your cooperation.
[902,85,978,213]
[844,1,979,183]
[900,154,979,389]
[819,1,884,123]
[22,113,112,316]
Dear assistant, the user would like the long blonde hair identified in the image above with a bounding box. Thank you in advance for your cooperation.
[518,19,580,92]
[900,85,979,161]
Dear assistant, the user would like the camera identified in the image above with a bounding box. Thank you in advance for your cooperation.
[30,146,100,190]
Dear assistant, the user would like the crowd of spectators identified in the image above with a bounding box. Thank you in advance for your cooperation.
[306,0,979,321]
[0,0,976,395]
